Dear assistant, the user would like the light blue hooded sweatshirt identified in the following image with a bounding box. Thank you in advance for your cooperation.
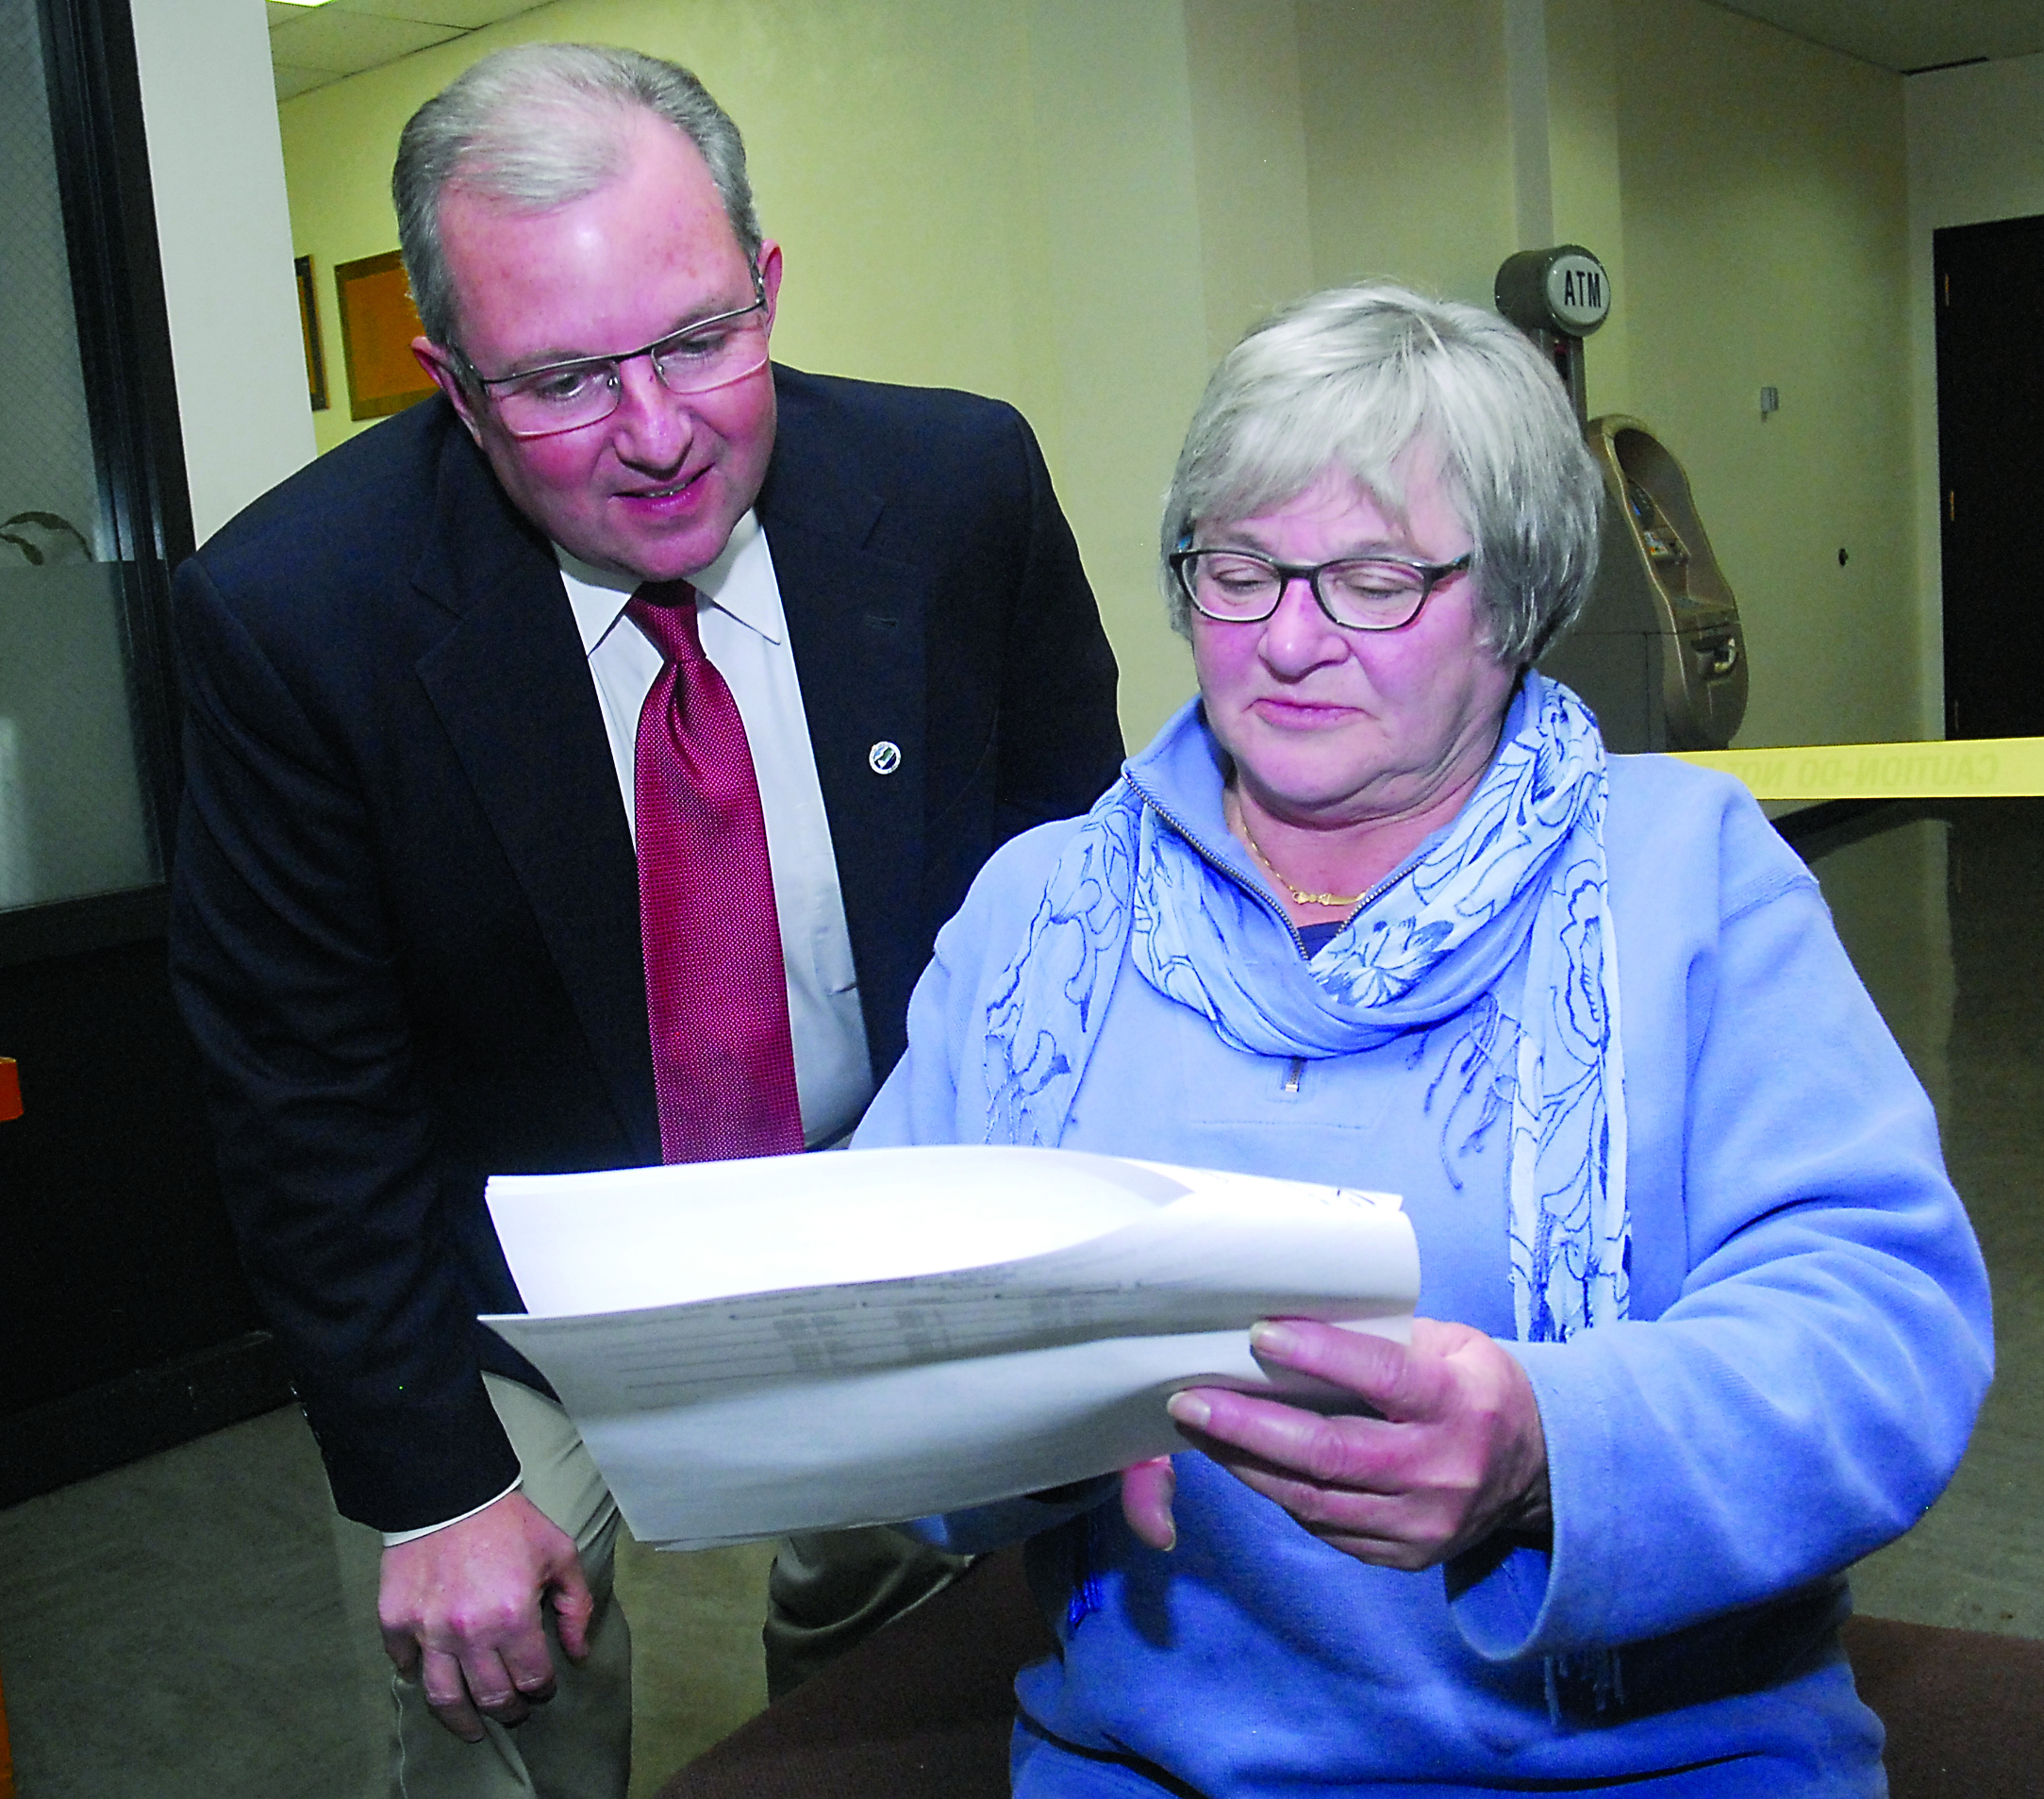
[856,691,1990,1798]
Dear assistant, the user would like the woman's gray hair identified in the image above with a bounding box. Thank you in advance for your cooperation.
[1159,284,1604,665]
[393,42,761,350]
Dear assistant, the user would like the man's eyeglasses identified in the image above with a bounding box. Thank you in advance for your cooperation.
[455,266,770,440]
[1169,546,1472,632]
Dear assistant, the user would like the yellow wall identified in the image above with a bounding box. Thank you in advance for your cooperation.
[1184,0,1313,363]
[279,0,1922,753]
[1297,0,1515,308]
[1614,0,1913,748]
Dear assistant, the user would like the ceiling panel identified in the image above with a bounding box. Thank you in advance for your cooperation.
[1707,0,2044,72]
[338,0,559,27]
[272,60,337,102]
[271,1,2044,113]
[268,0,553,101]
[268,9,460,75]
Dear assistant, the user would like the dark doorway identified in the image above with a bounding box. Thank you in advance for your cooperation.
[1934,214,2044,741]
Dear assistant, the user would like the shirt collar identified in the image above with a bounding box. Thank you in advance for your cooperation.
[556,509,782,658]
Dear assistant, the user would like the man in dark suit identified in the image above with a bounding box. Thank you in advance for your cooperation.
[168,42,1120,1799]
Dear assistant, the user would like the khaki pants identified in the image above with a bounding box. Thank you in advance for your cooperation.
[387,1375,632,1799]
[381,1377,971,1791]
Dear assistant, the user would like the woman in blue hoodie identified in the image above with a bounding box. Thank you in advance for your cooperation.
[856,284,1989,1797]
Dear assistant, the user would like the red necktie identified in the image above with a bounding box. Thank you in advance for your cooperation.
[626,581,805,1161]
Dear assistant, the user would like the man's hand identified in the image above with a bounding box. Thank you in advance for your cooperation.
[1121,1318,1550,1570]
[378,1491,593,1742]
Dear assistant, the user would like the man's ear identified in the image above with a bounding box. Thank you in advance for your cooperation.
[412,338,485,445]
[755,240,785,337]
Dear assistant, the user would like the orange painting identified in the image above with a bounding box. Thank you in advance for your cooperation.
[335,250,436,422]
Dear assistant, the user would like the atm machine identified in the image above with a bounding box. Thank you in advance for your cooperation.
[1495,247,1749,753]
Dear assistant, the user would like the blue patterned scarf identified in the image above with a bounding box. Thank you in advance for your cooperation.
[982,673,1628,1344]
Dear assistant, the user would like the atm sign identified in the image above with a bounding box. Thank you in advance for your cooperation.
[1545,253,1610,332]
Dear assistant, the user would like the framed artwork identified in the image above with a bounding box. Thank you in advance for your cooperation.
[334,249,435,422]
[294,254,328,411]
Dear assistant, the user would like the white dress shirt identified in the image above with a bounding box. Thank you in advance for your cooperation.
[557,513,875,1149]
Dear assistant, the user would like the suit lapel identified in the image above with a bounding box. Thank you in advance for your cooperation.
[410,429,660,1164]
[757,383,930,1073]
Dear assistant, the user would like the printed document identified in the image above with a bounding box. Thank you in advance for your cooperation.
[483,1145,1418,1548]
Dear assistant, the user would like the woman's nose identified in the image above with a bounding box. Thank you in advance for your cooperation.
[1259,574,1346,673]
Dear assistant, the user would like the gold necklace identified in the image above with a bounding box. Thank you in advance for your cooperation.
[1229,796,1368,908]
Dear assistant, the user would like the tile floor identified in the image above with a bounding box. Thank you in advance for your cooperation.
[1821,803,2044,1637]
[0,1405,774,1799]
[1,798,2037,1797]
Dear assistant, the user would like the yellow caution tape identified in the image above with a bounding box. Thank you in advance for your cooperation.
[1671,737,2044,801]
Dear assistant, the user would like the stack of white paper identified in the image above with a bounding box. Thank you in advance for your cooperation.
[483,1145,1418,1549]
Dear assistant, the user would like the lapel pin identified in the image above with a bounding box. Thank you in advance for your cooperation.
[868,741,902,775]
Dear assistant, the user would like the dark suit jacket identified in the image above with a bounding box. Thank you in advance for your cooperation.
[168,366,1122,1530]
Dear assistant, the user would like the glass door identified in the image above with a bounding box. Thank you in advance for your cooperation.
[1,0,182,913]
[0,0,288,1506]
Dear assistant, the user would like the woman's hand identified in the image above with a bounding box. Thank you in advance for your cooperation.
[1121,1317,1550,1570]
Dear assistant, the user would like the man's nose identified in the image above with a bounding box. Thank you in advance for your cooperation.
[607,356,692,467]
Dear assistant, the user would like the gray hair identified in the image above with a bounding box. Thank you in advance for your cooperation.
[393,42,762,349]
[1159,283,1603,664]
